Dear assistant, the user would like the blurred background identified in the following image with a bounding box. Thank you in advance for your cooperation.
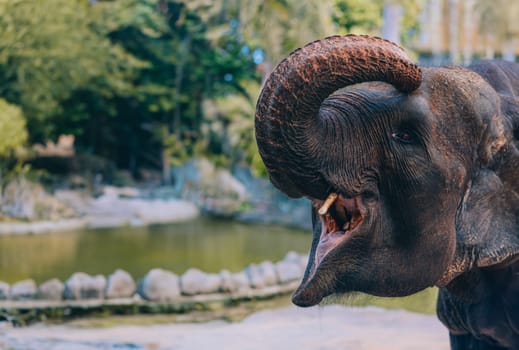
[0,0,518,346]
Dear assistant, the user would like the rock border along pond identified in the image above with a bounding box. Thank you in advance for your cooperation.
[0,252,307,324]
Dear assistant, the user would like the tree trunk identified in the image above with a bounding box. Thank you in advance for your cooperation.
[485,33,496,59]
[173,36,192,137]
[502,38,517,61]
[449,0,460,64]
[382,1,403,45]
[430,0,442,65]
[462,0,475,65]
[162,126,171,185]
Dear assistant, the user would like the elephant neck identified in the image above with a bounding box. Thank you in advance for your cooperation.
[442,257,518,303]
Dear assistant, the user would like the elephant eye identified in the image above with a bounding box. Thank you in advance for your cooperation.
[391,130,416,144]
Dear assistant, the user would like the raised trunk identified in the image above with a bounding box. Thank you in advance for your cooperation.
[255,35,422,199]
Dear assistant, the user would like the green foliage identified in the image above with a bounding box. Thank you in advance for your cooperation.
[202,80,266,174]
[231,0,336,65]
[0,99,27,158]
[163,133,190,166]
[333,0,383,33]
[397,0,423,46]
[0,0,259,177]
[0,0,145,141]
[100,0,260,174]
[333,0,423,46]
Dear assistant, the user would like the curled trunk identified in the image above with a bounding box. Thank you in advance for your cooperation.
[255,34,422,199]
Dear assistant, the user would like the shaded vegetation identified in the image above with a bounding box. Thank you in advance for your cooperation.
[0,0,260,181]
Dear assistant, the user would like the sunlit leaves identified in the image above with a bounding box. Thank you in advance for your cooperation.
[0,0,146,140]
[334,0,383,33]
[333,0,423,46]
[0,99,28,158]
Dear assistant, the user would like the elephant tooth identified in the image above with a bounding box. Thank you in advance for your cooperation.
[318,193,338,216]
[342,222,350,231]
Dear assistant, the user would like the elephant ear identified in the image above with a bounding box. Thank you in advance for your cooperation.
[459,168,519,267]
[438,168,519,286]
[438,98,519,286]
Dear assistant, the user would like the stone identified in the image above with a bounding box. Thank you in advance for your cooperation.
[298,255,309,271]
[64,272,107,300]
[219,270,235,293]
[233,167,312,230]
[231,271,251,291]
[275,260,304,284]
[181,268,222,295]
[259,261,278,286]
[10,279,37,300]
[38,278,65,300]
[246,263,270,288]
[283,251,308,271]
[105,269,136,299]
[283,251,301,263]
[202,273,223,294]
[1,177,76,221]
[220,270,250,293]
[245,264,264,288]
[0,281,9,300]
[245,261,279,289]
[138,268,180,302]
[172,158,249,217]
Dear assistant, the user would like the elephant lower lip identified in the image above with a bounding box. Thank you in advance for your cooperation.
[292,219,364,308]
[293,194,367,308]
[292,283,326,307]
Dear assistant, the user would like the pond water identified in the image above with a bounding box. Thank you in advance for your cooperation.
[0,218,438,314]
[0,218,311,284]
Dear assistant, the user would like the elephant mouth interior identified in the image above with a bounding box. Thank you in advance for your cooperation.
[314,193,365,266]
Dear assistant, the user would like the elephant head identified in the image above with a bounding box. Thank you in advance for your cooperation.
[255,35,519,307]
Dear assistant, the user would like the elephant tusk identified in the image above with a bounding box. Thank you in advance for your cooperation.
[318,193,338,216]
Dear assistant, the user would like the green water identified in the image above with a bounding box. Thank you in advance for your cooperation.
[0,218,438,314]
[0,218,310,284]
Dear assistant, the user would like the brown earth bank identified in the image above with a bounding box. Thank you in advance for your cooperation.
[0,304,449,350]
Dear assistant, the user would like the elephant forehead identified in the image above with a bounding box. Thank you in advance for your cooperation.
[318,90,398,153]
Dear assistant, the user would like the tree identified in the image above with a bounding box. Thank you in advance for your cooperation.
[448,0,460,64]
[60,0,260,179]
[0,99,27,158]
[0,0,144,142]
[334,0,423,48]
[0,0,259,180]
[462,0,476,65]
[211,0,335,78]
[334,0,382,34]
[475,0,519,61]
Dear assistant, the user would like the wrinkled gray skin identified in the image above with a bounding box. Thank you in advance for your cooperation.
[254,35,519,350]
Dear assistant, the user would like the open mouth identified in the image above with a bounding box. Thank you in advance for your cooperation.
[314,193,365,267]
[292,192,367,307]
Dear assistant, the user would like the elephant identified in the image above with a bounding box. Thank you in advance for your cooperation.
[254,35,519,349]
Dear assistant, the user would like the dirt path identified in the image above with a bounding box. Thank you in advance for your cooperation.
[1,304,449,350]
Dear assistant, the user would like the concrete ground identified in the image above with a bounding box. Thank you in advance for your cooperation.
[0,304,449,350]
